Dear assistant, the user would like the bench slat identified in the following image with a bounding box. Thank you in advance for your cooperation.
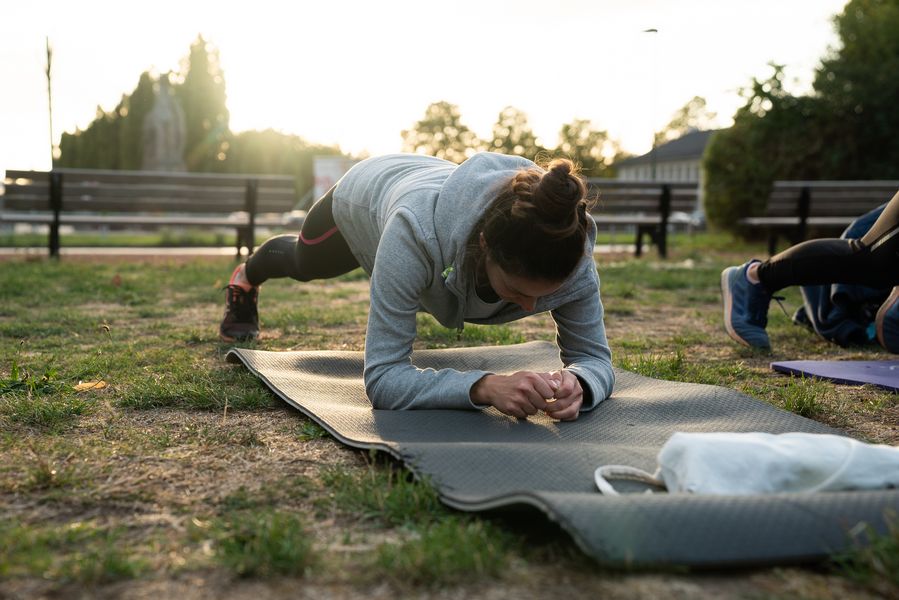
[1,211,305,228]
[4,169,296,188]
[739,181,899,254]
[3,185,297,213]
[2,167,302,257]
[4,170,700,259]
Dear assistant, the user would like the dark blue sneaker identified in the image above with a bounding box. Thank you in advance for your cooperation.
[875,286,899,353]
[720,260,772,349]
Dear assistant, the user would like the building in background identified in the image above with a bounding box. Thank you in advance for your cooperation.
[615,129,717,183]
[614,129,719,222]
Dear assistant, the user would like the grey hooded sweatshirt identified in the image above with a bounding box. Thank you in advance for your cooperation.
[332,152,614,411]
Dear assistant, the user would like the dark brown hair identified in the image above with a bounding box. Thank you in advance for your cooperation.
[467,158,594,281]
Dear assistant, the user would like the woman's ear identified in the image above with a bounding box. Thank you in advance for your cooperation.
[479,232,486,250]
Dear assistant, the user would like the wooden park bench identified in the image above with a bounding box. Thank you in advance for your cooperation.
[0,168,302,257]
[739,181,899,255]
[585,180,700,258]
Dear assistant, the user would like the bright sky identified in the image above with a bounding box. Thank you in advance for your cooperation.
[1,0,848,175]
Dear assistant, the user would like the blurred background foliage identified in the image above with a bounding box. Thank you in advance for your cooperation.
[56,36,344,200]
[56,37,633,198]
[54,0,899,225]
[703,0,899,232]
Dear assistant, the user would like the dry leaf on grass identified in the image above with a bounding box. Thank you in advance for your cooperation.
[74,380,108,392]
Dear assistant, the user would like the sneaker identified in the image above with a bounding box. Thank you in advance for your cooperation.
[875,286,899,353]
[720,260,772,349]
[219,285,259,342]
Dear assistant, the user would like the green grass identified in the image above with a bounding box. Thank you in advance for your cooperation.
[416,314,528,348]
[1,395,92,430]
[836,516,899,593]
[195,511,315,578]
[1,236,897,596]
[0,520,145,583]
[319,458,445,528]
[771,375,829,418]
[373,517,516,588]
[116,367,274,412]
[0,359,93,430]
[296,419,328,441]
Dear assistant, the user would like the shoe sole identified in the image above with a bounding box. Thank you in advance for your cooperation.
[875,286,899,352]
[720,267,752,348]
[219,330,259,343]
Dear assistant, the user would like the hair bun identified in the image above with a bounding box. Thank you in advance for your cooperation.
[473,157,592,281]
[533,159,586,224]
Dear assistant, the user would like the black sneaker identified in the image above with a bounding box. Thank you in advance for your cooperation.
[219,285,259,342]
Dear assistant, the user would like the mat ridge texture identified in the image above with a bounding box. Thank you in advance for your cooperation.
[227,341,899,567]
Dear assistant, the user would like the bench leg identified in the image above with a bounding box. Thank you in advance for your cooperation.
[235,227,245,260]
[656,227,668,259]
[634,227,644,257]
[49,171,63,259]
[49,221,60,258]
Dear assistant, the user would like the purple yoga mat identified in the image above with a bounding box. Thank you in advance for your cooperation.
[771,360,899,392]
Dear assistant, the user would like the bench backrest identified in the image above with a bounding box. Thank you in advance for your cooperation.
[2,169,297,214]
[585,180,699,216]
[765,181,899,218]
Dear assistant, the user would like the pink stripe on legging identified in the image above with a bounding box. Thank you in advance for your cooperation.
[300,226,339,246]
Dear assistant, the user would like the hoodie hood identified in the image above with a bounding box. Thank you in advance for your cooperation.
[434,152,539,293]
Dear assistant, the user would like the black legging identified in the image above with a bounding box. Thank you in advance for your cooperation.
[244,187,359,286]
[757,190,899,293]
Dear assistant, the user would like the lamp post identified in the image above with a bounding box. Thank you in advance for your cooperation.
[643,28,658,181]
[46,37,55,167]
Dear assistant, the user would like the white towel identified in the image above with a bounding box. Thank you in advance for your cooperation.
[595,432,899,495]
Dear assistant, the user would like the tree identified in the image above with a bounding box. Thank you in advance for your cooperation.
[401,101,481,163]
[58,105,121,169]
[59,37,232,173]
[117,71,155,170]
[175,35,230,172]
[654,96,717,147]
[703,0,899,233]
[222,129,343,199]
[488,106,546,160]
[555,119,619,178]
[58,72,156,171]
[703,65,824,230]
[812,0,899,178]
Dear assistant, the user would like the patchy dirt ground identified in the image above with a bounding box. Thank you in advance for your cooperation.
[1,251,896,599]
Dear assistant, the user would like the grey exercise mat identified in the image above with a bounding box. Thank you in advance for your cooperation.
[226,341,899,567]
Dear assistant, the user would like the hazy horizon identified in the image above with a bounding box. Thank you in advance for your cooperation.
[1,0,848,174]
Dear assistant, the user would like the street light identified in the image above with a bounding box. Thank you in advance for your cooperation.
[643,28,658,181]
[46,37,55,166]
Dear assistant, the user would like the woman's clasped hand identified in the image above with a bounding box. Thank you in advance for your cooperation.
[470,369,583,421]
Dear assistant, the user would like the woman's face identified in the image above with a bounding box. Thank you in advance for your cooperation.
[482,254,564,312]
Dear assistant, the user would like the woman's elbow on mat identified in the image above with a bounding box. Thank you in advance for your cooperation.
[364,370,405,410]
[363,366,425,410]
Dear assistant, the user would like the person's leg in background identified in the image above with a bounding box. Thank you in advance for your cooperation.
[219,187,359,341]
[721,190,899,350]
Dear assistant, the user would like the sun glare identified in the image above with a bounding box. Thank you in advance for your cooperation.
[0,0,848,172]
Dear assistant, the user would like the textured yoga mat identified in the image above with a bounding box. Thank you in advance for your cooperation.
[772,359,899,392]
[227,341,899,567]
